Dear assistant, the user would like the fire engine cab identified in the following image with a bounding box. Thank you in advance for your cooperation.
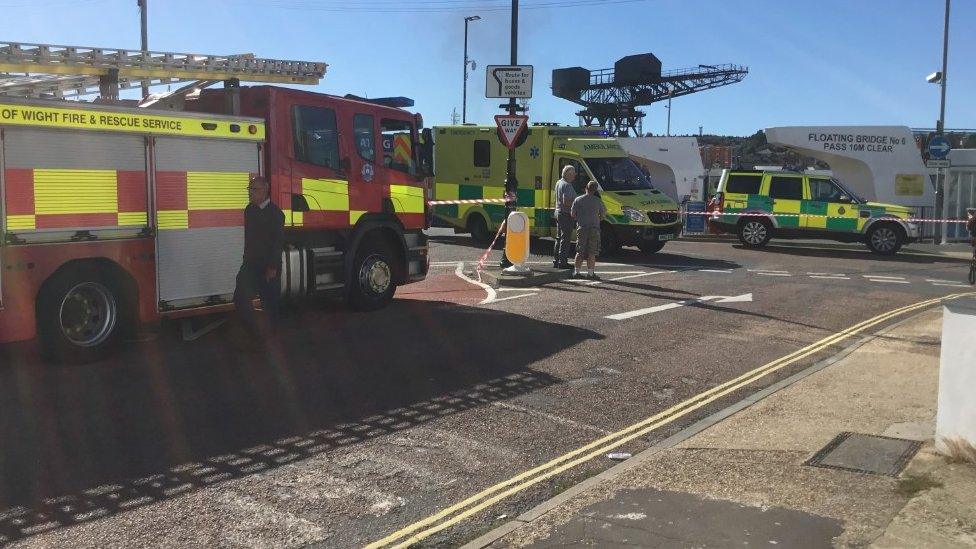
[0,41,430,358]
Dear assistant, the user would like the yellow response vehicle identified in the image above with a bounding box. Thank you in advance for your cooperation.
[428,124,682,255]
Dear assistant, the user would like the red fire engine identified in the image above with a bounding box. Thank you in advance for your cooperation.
[0,42,430,358]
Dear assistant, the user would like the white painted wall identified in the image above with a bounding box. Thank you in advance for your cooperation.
[618,137,706,202]
[936,299,976,456]
[764,126,935,208]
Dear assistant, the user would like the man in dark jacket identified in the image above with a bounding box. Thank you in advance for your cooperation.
[234,175,285,337]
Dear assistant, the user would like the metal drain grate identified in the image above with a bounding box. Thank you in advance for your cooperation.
[804,432,922,477]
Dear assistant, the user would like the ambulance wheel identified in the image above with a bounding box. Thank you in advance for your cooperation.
[638,240,666,255]
[349,238,397,311]
[599,223,620,258]
[468,214,491,245]
[866,223,903,255]
[37,267,123,362]
[738,219,772,248]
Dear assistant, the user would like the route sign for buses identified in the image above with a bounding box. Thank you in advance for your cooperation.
[495,114,528,149]
[486,65,533,98]
[928,135,951,159]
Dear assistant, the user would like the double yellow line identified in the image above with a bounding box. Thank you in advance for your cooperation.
[368,293,973,548]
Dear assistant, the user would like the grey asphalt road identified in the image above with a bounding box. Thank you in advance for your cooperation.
[0,230,970,548]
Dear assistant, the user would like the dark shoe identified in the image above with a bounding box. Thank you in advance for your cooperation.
[588,273,601,280]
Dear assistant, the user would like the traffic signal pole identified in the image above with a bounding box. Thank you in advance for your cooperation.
[500,0,519,268]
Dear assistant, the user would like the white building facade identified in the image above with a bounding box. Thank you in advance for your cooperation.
[764,126,935,209]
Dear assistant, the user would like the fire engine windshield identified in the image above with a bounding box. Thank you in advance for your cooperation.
[380,119,417,176]
[584,157,657,191]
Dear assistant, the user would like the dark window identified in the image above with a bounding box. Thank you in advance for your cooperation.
[353,114,375,162]
[380,118,416,174]
[292,105,339,169]
[769,176,804,200]
[559,157,589,194]
[724,174,762,195]
[809,178,846,202]
[473,139,491,168]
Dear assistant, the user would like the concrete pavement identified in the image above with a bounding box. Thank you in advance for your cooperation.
[467,307,976,548]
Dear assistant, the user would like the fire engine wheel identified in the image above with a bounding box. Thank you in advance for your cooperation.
[349,239,397,311]
[38,269,123,360]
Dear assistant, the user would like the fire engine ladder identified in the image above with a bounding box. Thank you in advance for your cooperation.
[0,40,327,101]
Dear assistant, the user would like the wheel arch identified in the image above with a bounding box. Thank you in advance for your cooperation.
[736,212,777,230]
[35,257,139,342]
[862,216,910,239]
[346,214,408,284]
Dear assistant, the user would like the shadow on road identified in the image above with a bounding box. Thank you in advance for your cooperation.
[733,244,969,265]
[603,249,742,271]
[0,300,602,544]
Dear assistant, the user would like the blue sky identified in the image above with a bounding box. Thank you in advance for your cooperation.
[2,0,973,136]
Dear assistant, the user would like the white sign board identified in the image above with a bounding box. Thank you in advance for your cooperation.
[926,159,950,169]
[486,65,533,98]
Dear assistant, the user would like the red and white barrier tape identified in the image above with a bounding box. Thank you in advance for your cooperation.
[427,198,509,206]
[475,219,507,280]
[424,197,971,225]
[699,211,969,223]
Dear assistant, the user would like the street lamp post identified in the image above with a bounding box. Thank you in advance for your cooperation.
[929,0,950,244]
[500,0,519,268]
[462,15,481,124]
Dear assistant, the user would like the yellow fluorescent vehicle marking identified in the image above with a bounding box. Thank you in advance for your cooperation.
[368,293,975,548]
[0,101,265,140]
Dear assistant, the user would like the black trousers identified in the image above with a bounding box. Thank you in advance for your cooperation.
[233,263,281,336]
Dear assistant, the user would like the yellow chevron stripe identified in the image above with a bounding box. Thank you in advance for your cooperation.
[157,210,189,230]
[187,172,249,210]
[33,169,117,214]
[389,185,424,214]
[117,212,149,226]
[5,214,36,230]
[301,178,349,211]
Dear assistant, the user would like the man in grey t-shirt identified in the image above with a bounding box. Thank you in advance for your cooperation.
[570,180,607,279]
[552,165,578,269]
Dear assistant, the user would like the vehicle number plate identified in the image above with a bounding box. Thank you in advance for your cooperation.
[658,233,675,241]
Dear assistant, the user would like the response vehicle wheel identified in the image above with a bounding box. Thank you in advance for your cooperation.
[468,214,491,245]
[866,223,903,255]
[638,240,666,255]
[349,238,397,311]
[599,223,620,258]
[37,267,123,361]
[738,219,771,248]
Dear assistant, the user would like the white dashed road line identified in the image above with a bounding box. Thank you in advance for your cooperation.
[488,293,540,302]
[698,269,733,274]
[932,283,971,288]
[754,272,792,277]
[862,275,906,280]
[810,275,850,280]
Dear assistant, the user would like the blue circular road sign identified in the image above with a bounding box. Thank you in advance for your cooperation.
[928,136,951,159]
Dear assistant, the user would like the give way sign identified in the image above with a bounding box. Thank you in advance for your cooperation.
[495,114,529,149]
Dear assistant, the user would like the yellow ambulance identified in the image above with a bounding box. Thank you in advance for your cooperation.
[428,124,682,255]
